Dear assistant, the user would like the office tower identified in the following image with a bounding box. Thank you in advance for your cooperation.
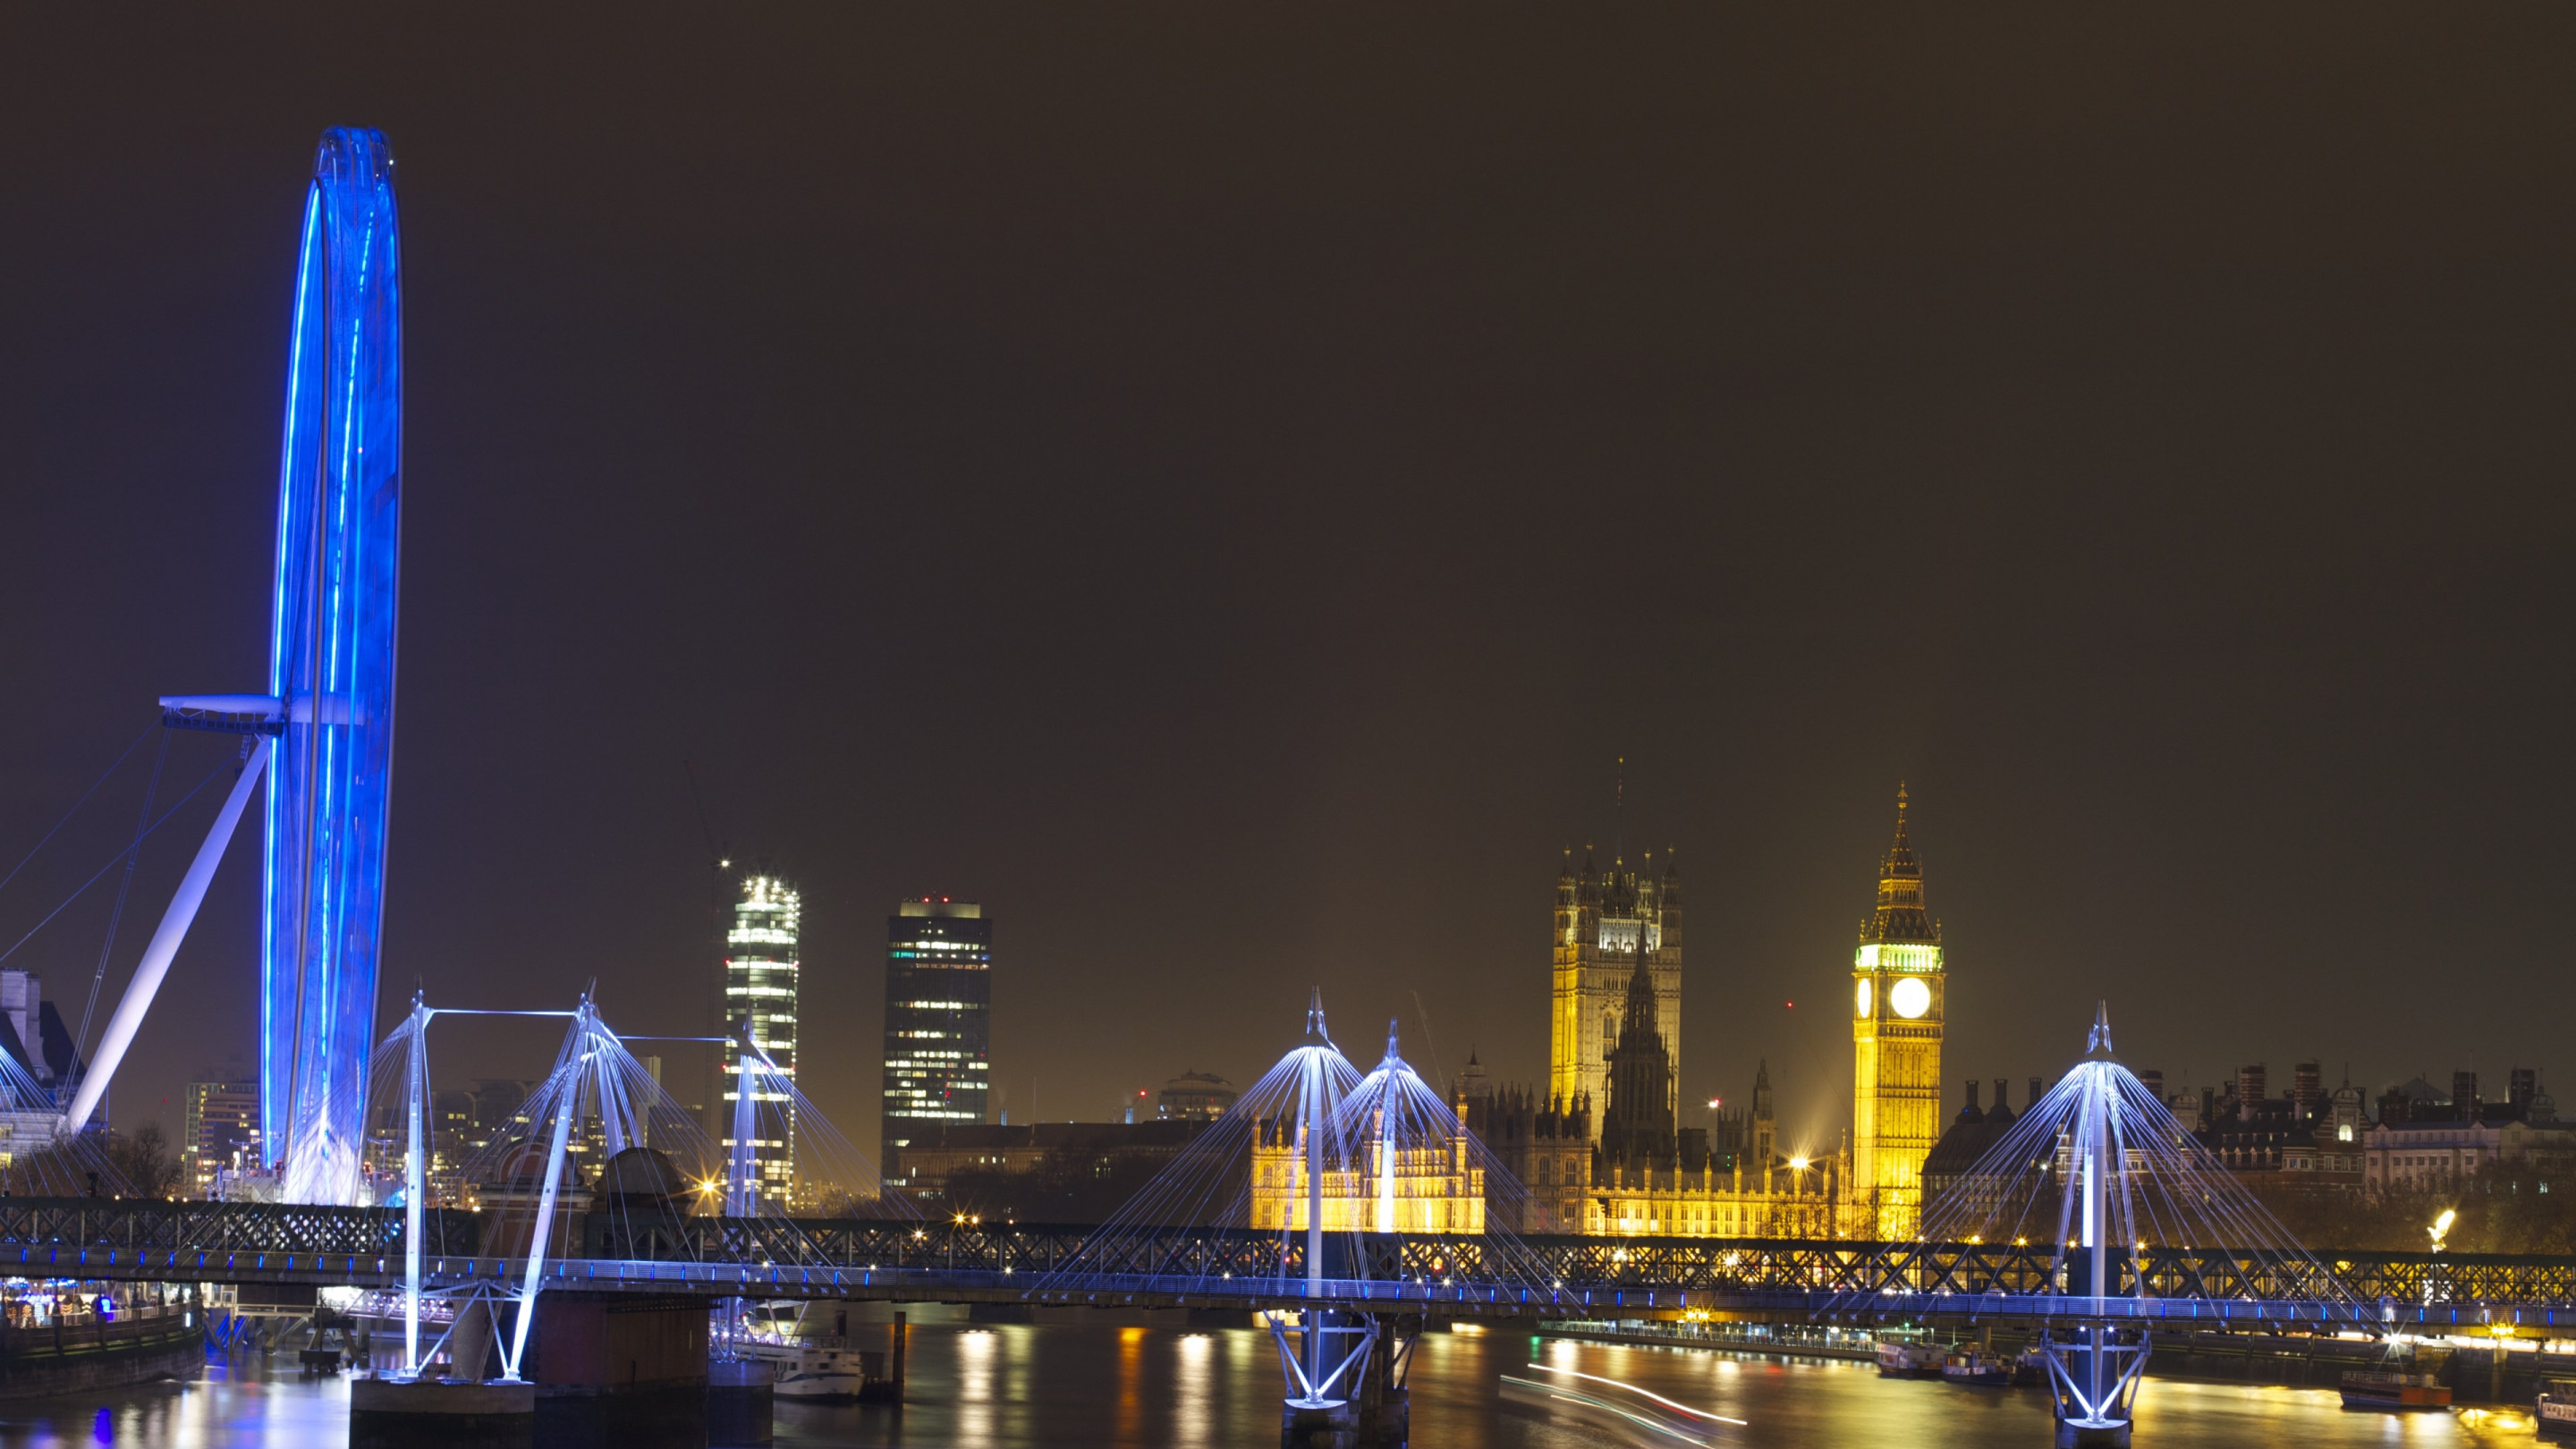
[722,875,801,1210]
[467,1079,533,1152]
[882,899,991,1186]
[182,1078,262,1196]
[1852,784,1946,1240]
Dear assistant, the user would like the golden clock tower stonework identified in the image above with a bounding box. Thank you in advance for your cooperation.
[1851,784,1944,1239]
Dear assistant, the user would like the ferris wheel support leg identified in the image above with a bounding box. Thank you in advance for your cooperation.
[61,739,271,1134]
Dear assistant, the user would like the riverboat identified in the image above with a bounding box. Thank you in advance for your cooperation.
[1877,1340,1945,1378]
[2012,1346,2046,1386]
[1940,1347,2012,1387]
[2538,1379,2576,1438]
[0,1297,202,1397]
[733,1336,875,1402]
[2337,1369,2451,1411]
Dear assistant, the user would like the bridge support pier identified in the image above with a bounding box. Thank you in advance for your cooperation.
[2042,1324,2146,1449]
[1277,1312,1412,1449]
[349,1377,534,1449]
[864,1310,908,1404]
[1282,1398,1360,1449]
[525,1292,711,1449]
[1352,1313,1413,1447]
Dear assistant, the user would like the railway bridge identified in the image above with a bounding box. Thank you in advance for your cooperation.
[13,1198,2572,1337]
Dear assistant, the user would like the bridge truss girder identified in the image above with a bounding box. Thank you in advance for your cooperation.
[6,1208,2569,1328]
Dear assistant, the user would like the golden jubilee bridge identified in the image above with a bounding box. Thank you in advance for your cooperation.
[3,1204,2572,1333]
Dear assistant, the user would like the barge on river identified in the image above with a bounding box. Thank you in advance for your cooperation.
[2337,1369,2452,1411]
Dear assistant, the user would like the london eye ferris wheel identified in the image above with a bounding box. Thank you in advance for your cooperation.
[72,128,405,1206]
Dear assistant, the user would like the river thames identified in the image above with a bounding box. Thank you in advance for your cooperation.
[0,1324,2537,1448]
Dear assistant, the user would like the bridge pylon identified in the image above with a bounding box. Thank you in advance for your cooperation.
[2038,1005,2146,1447]
[1891,1002,2371,1448]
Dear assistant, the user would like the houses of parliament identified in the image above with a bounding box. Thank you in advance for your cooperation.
[1453,784,1946,1240]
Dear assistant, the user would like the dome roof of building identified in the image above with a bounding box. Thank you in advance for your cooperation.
[596,1146,689,1201]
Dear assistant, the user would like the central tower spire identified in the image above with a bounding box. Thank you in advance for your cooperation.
[1869,782,1936,944]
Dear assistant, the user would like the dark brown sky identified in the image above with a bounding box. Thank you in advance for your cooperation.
[1,7,2571,1158]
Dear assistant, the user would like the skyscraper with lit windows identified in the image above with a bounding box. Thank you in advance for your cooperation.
[723,875,801,1210]
[881,899,991,1187]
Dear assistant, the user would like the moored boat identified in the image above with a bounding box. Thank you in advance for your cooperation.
[1877,1339,1945,1378]
[733,1337,874,1402]
[2338,1369,2451,1411]
[2538,1379,2576,1438]
[1941,1347,2012,1387]
[2012,1346,2046,1386]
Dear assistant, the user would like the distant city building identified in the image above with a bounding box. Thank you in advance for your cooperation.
[182,1078,260,1196]
[469,1080,534,1151]
[1921,1078,2023,1215]
[896,1118,1202,1205]
[1157,1071,1238,1121]
[0,970,83,1106]
[429,1088,474,1203]
[723,875,801,1211]
[2366,1070,2570,1193]
[0,970,84,1169]
[882,899,991,1188]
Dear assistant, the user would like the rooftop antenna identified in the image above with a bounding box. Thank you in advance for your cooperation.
[1614,756,1625,864]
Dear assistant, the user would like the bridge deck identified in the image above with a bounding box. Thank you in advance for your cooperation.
[0,1200,2563,1328]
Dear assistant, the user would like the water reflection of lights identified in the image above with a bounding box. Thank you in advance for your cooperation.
[1174,1329,1216,1449]
[1115,1324,1146,1444]
[957,1323,998,1449]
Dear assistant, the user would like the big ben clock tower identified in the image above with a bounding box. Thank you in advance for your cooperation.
[1851,784,1945,1239]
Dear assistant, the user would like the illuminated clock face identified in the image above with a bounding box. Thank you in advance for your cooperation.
[1854,979,1872,1017]
[1890,977,1931,1020]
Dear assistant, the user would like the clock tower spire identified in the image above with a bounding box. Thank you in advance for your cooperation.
[1852,783,1945,1238]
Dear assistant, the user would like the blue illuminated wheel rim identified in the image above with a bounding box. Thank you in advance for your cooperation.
[263,127,402,1204]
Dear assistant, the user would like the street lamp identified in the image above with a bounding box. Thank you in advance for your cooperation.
[2428,1208,2457,1252]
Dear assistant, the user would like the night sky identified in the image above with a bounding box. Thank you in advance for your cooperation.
[3,9,2572,1164]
